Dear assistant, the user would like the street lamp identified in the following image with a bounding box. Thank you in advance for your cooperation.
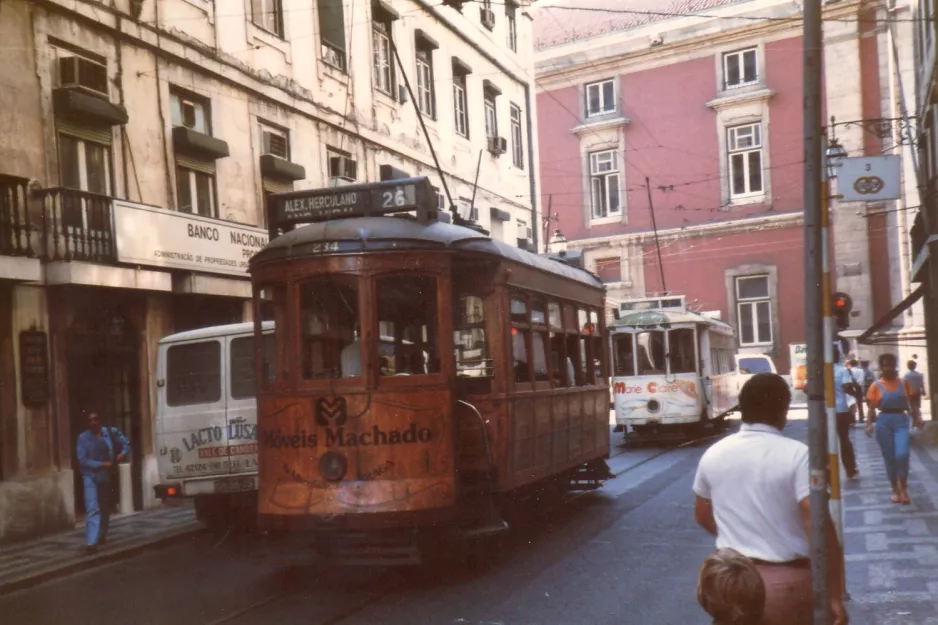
[825,138,847,180]
[549,229,567,255]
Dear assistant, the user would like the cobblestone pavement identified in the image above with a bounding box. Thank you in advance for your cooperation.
[842,422,938,624]
[0,501,201,595]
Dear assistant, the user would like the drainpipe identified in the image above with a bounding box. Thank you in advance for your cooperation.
[524,83,539,251]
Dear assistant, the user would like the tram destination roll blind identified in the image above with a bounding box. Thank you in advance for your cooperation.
[272,177,435,227]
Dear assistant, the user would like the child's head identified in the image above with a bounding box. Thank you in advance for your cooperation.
[697,548,765,625]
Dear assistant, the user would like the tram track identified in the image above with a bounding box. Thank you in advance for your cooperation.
[200,425,732,625]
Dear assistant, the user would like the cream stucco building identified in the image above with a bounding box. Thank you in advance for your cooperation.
[0,0,539,543]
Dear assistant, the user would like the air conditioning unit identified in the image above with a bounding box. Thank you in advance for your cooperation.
[329,154,357,182]
[487,136,507,155]
[480,8,496,28]
[398,85,409,103]
[523,226,533,240]
[181,101,198,129]
[263,131,289,159]
[58,56,108,96]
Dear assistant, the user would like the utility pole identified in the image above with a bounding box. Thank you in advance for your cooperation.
[803,2,830,624]
[646,177,667,293]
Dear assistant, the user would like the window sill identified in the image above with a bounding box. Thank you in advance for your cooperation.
[726,193,766,208]
[706,87,774,111]
[249,24,290,60]
[574,116,629,135]
[322,62,349,83]
[589,214,623,226]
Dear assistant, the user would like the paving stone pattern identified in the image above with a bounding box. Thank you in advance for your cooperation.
[842,423,938,624]
[0,502,199,592]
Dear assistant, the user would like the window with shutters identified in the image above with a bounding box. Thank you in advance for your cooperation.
[372,5,396,97]
[722,48,758,90]
[251,0,284,37]
[484,95,497,139]
[727,123,763,198]
[506,2,518,52]
[415,43,435,118]
[589,150,621,219]
[58,133,112,195]
[327,147,358,186]
[453,64,469,138]
[735,275,772,346]
[170,89,218,216]
[318,0,347,72]
[585,79,615,117]
[510,104,523,168]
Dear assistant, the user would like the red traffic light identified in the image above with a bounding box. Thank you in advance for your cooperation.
[832,292,853,313]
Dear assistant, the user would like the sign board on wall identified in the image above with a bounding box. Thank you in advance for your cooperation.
[789,343,807,391]
[20,330,49,406]
[112,201,268,277]
[836,156,901,202]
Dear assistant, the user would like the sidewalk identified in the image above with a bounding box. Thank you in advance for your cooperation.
[842,419,938,624]
[0,500,202,596]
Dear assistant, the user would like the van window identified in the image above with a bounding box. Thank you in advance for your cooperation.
[230,335,276,399]
[738,356,773,374]
[167,341,221,406]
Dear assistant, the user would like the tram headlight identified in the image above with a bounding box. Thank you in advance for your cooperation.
[319,451,348,481]
[647,399,661,413]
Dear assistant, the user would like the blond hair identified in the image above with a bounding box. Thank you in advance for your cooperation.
[697,548,766,625]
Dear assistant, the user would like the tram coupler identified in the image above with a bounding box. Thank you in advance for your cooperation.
[566,459,614,491]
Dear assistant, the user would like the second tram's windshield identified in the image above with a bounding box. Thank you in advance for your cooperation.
[613,327,698,377]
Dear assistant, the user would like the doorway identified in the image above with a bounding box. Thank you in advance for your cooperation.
[68,306,142,517]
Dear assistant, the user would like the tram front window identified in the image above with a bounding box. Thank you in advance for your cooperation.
[613,334,635,376]
[668,328,697,374]
[636,331,666,375]
[298,276,360,379]
[377,275,440,376]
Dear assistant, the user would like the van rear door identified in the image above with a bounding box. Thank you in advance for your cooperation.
[224,333,262,484]
[158,338,231,487]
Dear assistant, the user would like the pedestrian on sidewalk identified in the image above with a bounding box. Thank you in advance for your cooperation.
[834,346,860,479]
[903,360,926,427]
[76,410,131,554]
[866,353,916,505]
[696,547,765,625]
[692,373,848,625]
[847,360,866,423]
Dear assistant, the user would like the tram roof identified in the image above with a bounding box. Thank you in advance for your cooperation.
[609,309,734,332]
[249,216,603,288]
[159,321,274,344]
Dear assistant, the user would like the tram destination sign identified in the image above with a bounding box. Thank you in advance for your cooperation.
[272,177,436,226]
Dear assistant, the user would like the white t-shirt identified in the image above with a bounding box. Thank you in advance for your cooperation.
[692,422,811,562]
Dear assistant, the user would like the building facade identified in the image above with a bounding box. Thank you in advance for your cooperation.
[532,0,923,374]
[908,0,938,412]
[0,0,539,543]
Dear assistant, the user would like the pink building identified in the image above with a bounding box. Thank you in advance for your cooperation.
[532,0,922,373]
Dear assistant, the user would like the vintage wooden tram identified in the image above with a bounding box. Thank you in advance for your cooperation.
[248,177,612,564]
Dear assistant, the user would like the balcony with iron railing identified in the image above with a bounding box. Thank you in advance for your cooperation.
[0,174,38,258]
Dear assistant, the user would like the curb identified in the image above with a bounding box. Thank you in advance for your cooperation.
[0,522,205,597]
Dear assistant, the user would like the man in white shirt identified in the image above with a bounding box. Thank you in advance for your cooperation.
[692,372,848,625]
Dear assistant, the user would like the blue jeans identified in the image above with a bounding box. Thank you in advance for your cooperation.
[83,475,111,546]
[874,412,911,483]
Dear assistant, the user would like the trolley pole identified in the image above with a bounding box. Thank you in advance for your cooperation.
[803,2,831,624]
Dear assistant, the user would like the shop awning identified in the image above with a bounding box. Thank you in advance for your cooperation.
[856,285,925,345]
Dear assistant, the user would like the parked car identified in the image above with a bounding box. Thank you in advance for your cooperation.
[735,354,777,392]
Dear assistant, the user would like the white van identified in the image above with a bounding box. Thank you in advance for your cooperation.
[734,353,777,392]
[154,322,272,528]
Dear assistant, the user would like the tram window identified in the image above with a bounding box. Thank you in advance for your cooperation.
[257,284,289,384]
[167,341,221,406]
[532,332,549,382]
[510,296,528,324]
[512,329,531,383]
[530,299,546,325]
[230,334,276,399]
[454,295,492,378]
[636,331,666,375]
[298,276,360,379]
[377,275,439,376]
[587,309,603,380]
[668,329,696,374]
[563,304,578,331]
[549,332,566,386]
[548,302,562,329]
[613,335,635,376]
[565,335,583,385]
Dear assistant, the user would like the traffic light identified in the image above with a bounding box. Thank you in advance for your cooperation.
[832,292,853,331]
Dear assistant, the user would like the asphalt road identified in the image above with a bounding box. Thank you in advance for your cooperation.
[1,421,741,625]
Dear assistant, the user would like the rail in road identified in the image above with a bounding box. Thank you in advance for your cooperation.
[202,425,732,625]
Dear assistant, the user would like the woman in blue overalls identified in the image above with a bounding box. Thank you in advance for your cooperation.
[865,353,915,505]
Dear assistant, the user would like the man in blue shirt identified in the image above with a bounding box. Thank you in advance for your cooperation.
[833,346,859,479]
[76,410,130,553]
